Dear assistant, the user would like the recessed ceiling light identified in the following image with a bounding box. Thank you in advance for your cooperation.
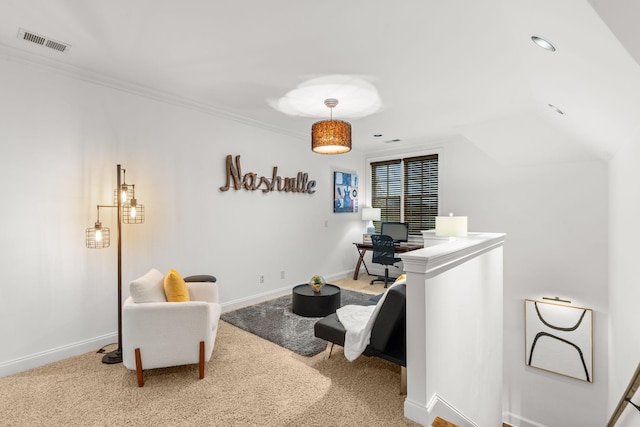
[548,104,565,115]
[531,35,556,52]
[374,134,383,137]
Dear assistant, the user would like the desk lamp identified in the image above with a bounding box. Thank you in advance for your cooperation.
[362,207,381,235]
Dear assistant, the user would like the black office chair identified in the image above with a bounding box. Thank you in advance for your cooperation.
[370,234,402,288]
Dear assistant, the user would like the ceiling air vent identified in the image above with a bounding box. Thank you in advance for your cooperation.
[17,28,71,54]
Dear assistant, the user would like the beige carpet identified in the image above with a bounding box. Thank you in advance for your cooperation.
[0,275,419,427]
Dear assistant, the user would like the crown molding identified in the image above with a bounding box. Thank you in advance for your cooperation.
[0,43,308,140]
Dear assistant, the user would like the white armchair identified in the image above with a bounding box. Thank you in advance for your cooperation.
[122,268,221,387]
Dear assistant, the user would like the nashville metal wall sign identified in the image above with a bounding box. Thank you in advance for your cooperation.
[219,155,317,194]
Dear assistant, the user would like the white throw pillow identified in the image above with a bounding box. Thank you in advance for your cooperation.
[130,268,167,303]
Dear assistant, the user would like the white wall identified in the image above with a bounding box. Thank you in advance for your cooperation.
[447,138,609,427]
[366,138,609,426]
[608,137,640,427]
[0,57,365,376]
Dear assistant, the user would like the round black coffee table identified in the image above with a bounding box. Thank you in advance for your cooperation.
[292,284,341,317]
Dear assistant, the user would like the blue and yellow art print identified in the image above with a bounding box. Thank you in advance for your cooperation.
[334,171,358,213]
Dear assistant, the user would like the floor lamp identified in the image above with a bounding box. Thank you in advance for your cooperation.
[86,164,145,364]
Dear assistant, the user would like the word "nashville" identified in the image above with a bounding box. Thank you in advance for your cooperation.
[219,155,317,194]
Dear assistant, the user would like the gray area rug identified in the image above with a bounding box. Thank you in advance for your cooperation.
[221,288,377,357]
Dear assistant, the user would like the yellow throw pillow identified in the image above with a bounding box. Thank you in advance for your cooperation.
[393,274,407,285]
[164,269,190,302]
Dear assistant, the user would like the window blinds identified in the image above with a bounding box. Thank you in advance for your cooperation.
[370,154,438,235]
[403,154,438,235]
[371,159,401,233]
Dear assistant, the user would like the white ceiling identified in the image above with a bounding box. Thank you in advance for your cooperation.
[2,0,640,164]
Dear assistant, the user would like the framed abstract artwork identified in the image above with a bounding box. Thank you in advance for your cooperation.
[333,171,358,213]
[524,299,593,382]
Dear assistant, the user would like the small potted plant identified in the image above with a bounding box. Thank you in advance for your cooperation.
[308,275,326,293]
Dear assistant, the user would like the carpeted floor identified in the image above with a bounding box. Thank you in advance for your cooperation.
[221,288,377,356]
[0,275,419,427]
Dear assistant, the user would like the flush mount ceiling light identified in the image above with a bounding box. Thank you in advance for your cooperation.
[311,98,352,154]
[271,75,381,118]
[531,35,556,52]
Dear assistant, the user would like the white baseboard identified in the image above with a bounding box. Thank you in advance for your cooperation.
[324,271,354,283]
[404,397,431,425]
[502,412,548,427]
[427,394,479,427]
[221,285,292,313]
[0,333,117,378]
[220,270,356,313]
[405,393,479,427]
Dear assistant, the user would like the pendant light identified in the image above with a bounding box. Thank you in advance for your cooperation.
[311,98,352,154]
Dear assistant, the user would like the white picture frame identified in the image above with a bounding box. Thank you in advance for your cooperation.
[524,299,593,383]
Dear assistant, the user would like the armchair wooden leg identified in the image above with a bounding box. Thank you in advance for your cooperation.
[134,348,144,387]
[199,341,205,379]
[400,366,407,395]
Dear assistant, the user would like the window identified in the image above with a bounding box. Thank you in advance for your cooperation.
[370,154,438,236]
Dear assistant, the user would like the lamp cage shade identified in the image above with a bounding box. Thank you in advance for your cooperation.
[311,120,352,154]
[86,224,111,248]
[114,185,135,205]
[122,199,145,224]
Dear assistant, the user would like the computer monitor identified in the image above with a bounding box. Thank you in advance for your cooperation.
[380,222,409,244]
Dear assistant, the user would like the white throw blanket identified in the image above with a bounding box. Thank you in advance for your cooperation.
[336,279,405,361]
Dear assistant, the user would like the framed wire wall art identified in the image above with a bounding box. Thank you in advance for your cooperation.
[333,171,358,213]
[524,299,593,383]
